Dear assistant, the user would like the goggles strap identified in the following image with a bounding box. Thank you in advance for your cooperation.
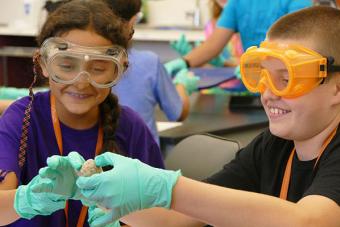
[328,65,340,72]
[326,56,340,72]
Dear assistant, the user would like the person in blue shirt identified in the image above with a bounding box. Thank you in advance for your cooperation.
[165,0,312,76]
[102,0,198,144]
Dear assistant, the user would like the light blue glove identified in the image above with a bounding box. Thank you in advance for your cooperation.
[193,40,225,67]
[88,206,121,227]
[164,58,188,77]
[170,34,192,56]
[209,54,226,67]
[173,69,199,95]
[234,65,241,79]
[32,152,85,200]
[76,152,181,223]
[14,175,66,219]
[0,87,29,100]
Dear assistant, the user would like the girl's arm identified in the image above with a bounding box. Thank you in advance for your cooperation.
[0,172,20,225]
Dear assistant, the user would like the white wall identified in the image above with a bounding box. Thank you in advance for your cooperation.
[0,0,45,33]
[146,0,210,28]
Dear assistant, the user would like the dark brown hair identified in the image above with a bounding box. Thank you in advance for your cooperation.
[104,0,142,21]
[22,0,130,162]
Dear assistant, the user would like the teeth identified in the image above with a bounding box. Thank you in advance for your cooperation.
[69,92,88,98]
[269,107,289,115]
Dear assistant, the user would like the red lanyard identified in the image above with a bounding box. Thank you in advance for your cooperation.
[50,94,103,227]
[279,127,338,200]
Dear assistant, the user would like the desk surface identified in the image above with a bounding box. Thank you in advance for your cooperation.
[159,93,268,145]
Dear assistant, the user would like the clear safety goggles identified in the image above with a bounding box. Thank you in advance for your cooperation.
[240,41,340,98]
[40,37,128,88]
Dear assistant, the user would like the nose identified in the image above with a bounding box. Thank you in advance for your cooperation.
[261,87,280,101]
[73,71,92,89]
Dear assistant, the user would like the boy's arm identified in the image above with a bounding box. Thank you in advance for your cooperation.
[121,208,204,227]
[184,28,234,67]
[122,176,340,227]
[0,172,20,225]
[169,177,340,227]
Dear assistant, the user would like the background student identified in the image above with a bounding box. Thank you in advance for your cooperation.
[106,0,197,144]
[170,0,243,68]
[165,0,312,77]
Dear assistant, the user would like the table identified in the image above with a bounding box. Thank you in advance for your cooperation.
[158,93,268,150]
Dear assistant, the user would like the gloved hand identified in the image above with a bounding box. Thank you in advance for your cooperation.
[173,69,199,95]
[76,152,181,222]
[193,40,226,67]
[88,206,121,227]
[164,58,188,77]
[209,54,226,67]
[14,175,66,219]
[32,151,85,200]
[234,65,241,79]
[170,34,192,56]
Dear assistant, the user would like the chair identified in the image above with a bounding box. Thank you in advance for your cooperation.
[165,134,240,181]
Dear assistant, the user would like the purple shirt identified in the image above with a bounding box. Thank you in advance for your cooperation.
[0,91,164,227]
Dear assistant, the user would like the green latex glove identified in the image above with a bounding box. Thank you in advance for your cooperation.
[173,69,199,95]
[193,40,225,67]
[0,87,29,100]
[32,152,85,200]
[170,34,192,56]
[234,65,241,79]
[88,205,121,227]
[76,152,181,222]
[14,175,66,219]
[164,58,188,77]
[209,54,226,67]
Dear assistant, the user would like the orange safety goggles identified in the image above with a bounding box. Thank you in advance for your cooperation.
[240,41,340,98]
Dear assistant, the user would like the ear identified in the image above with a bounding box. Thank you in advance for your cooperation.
[33,49,49,79]
[39,59,49,79]
[330,74,340,106]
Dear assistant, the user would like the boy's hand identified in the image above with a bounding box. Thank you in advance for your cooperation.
[76,152,181,222]
[88,205,121,227]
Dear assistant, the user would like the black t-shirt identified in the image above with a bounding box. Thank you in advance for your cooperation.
[205,127,340,205]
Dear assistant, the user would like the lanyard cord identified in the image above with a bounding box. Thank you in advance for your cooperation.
[50,94,103,227]
[279,127,338,200]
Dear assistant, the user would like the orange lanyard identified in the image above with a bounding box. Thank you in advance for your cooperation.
[50,94,103,227]
[279,127,338,200]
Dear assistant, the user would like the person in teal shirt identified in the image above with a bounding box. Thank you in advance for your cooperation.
[165,0,312,77]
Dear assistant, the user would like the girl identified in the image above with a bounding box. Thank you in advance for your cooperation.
[0,0,164,226]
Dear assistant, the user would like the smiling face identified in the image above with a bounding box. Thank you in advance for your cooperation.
[261,39,340,141]
[42,29,113,126]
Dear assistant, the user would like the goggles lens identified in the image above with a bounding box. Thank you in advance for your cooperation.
[40,37,128,88]
[240,42,329,98]
[242,54,290,92]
